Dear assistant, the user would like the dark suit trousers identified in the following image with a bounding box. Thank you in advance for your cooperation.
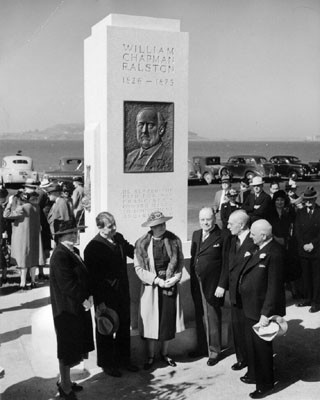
[198,278,222,359]
[231,304,247,364]
[244,317,274,390]
[190,275,208,355]
[300,257,320,305]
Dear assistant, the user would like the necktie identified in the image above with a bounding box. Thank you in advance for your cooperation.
[236,237,241,252]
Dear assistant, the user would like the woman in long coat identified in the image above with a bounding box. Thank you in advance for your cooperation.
[134,211,185,370]
[4,191,44,289]
[50,220,94,400]
[84,211,137,377]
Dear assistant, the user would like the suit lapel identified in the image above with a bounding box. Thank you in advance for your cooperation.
[242,240,272,275]
[198,227,220,254]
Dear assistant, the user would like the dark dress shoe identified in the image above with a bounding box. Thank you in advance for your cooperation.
[126,364,139,372]
[231,361,247,370]
[162,354,177,367]
[249,386,273,399]
[57,381,83,393]
[30,282,37,289]
[19,285,30,291]
[143,357,155,370]
[104,368,122,377]
[207,358,219,366]
[309,306,320,313]
[240,374,256,384]
[57,383,78,399]
[296,301,311,307]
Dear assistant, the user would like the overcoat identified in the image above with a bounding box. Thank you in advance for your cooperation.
[239,239,286,320]
[84,232,134,367]
[242,191,271,223]
[4,202,44,269]
[294,204,320,259]
[134,232,185,340]
[50,243,94,365]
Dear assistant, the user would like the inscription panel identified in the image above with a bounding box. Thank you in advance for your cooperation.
[121,188,173,220]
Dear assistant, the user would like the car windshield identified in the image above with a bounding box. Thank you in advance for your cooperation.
[288,157,301,163]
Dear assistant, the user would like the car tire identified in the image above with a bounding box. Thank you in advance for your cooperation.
[203,173,213,185]
[245,171,255,181]
[288,171,298,180]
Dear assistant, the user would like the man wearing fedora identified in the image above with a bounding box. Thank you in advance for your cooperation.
[213,175,232,229]
[242,176,271,223]
[294,186,320,313]
[238,219,285,398]
[46,183,75,237]
[189,207,228,366]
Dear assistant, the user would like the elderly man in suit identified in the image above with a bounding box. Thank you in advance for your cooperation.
[238,219,285,399]
[242,176,271,223]
[223,210,257,372]
[294,186,320,313]
[189,207,227,366]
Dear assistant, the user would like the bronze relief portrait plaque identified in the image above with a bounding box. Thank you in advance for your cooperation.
[124,101,174,173]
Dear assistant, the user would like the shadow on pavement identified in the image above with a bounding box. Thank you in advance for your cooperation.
[0,296,50,313]
[0,326,31,345]
[272,318,320,394]
[1,376,58,400]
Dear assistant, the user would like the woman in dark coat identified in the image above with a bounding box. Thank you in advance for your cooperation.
[50,220,94,400]
[84,211,137,377]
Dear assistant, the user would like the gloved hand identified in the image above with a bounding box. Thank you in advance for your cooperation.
[164,275,180,288]
[154,277,165,288]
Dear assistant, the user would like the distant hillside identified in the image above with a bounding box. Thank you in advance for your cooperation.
[0,124,208,141]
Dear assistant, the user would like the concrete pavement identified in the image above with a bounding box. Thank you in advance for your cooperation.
[1,280,320,400]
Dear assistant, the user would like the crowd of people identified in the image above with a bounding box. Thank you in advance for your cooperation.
[1,174,319,399]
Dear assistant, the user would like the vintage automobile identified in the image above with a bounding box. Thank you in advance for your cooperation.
[188,160,202,185]
[222,155,279,181]
[307,160,320,177]
[269,155,316,180]
[0,153,39,185]
[192,156,230,184]
[42,156,84,182]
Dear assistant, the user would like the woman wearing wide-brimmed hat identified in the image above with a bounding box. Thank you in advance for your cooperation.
[84,211,138,378]
[50,220,94,400]
[134,211,185,370]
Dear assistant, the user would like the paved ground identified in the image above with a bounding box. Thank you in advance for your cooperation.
[1,279,320,400]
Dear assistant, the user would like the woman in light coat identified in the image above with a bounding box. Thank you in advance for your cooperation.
[4,191,44,289]
[134,211,185,370]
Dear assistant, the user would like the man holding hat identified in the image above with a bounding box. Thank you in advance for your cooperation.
[213,175,232,229]
[294,186,320,313]
[238,219,285,398]
[242,176,271,223]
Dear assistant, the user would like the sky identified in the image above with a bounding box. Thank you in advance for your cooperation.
[0,0,319,140]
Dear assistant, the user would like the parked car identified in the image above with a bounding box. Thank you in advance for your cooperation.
[222,155,278,181]
[308,160,320,177]
[192,156,230,184]
[42,156,84,182]
[188,160,202,185]
[269,155,316,180]
[0,153,39,185]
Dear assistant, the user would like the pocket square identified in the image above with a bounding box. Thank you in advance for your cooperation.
[244,251,251,257]
[213,243,220,247]
[258,264,266,268]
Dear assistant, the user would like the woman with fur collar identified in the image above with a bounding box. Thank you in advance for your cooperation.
[134,211,185,370]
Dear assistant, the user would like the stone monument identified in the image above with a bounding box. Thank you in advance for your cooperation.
[83,14,189,245]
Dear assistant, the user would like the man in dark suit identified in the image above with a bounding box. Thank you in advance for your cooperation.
[242,176,271,223]
[238,219,286,399]
[223,210,257,372]
[189,207,227,366]
[294,186,320,313]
